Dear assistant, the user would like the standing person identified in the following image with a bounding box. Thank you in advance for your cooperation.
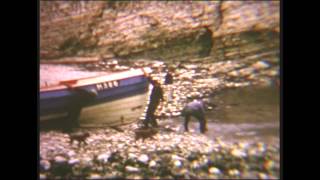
[164,67,174,102]
[142,69,164,128]
[181,96,208,133]
[164,67,173,85]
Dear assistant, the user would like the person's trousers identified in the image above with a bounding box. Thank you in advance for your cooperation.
[144,103,159,127]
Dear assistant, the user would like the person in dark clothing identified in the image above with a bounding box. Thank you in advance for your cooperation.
[164,70,173,85]
[164,67,174,103]
[181,96,208,133]
[142,69,164,128]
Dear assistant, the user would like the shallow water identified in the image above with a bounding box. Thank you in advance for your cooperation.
[165,85,279,145]
[209,85,279,123]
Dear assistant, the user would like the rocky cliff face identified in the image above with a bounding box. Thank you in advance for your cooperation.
[40,1,279,63]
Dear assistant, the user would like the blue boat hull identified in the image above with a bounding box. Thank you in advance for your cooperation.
[40,75,149,127]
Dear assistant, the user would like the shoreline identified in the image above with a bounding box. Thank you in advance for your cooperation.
[40,122,279,179]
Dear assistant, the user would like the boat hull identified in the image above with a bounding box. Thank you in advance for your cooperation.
[79,91,148,127]
[40,68,150,127]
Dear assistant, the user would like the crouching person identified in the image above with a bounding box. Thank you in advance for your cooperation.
[181,96,208,134]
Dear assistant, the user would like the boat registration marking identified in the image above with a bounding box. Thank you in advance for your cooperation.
[96,80,119,91]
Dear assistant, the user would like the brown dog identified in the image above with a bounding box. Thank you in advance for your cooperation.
[69,132,90,146]
[134,127,158,141]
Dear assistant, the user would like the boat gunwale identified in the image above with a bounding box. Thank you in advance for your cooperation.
[40,67,151,92]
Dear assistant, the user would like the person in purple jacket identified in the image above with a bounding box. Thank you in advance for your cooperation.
[181,95,208,133]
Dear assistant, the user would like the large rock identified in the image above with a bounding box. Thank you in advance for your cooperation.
[40,1,279,62]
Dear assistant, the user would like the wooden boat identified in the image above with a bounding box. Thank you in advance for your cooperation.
[40,67,151,127]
